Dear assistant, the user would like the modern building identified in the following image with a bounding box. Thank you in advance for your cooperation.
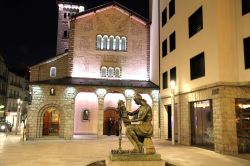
[159,0,250,154]
[0,55,8,121]
[28,1,159,140]
[5,71,29,130]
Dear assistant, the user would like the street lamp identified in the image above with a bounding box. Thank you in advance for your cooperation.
[15,98,23,135]
[170,80,176,145]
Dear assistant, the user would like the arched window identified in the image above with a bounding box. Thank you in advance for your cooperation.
[103,35,108,50]
[115,36,120,51]
[108,67,114,77]
[50,67,56,77]
[100,66,107,77]
[109,36,114,50]
[96,35,102,49]
[114,67,121,78]
[121,37,127,51]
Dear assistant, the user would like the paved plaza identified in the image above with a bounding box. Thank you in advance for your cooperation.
[0,133,249,166]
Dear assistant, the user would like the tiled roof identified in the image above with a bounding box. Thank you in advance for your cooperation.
[30,77,159,89]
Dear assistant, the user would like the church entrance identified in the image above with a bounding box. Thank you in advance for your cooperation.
[42,108,60,136]
[103,108,119,135]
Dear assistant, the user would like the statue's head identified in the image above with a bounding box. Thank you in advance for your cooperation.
[133,93,142,104]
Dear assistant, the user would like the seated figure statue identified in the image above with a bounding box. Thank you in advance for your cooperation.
[122,93,154,153]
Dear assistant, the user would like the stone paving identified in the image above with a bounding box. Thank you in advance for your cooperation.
[0,133,249,166]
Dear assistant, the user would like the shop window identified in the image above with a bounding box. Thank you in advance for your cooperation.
[244,37,250,69]
[190,100,214,148]
[162,39,167,57]
[190,52,205,80]
[162,71,168,89]
[242,0,250,15]
[50,67,56,77]
[235,99,250,153]
[162,8,167,27]
[169,0,175,19]
[170,67,176,82]
[170,31,176,52]
[189,6,203,38]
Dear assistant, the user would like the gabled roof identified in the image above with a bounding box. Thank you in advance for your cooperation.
[72,1,150,25]
[30,53,68,69]
[30,77,159,89]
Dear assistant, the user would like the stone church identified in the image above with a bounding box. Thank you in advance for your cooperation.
[27,1,159,140]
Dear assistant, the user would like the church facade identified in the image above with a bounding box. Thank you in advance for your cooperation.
[27,1,159,140]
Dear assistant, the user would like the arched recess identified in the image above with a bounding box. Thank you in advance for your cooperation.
[74,92,98,135]
[103,93,125,135]
[37,103,64,138]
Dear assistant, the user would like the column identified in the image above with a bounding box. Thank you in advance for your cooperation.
[96,88,107,138]
[151,90,160,138]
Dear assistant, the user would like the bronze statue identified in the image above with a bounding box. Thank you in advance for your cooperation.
[115,94,155,154]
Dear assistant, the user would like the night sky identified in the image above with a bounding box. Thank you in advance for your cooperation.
[0,0,149,67]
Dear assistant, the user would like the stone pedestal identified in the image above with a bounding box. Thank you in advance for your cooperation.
[106,153,165,166]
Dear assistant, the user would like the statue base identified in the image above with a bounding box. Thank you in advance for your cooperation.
[106,153,165,166]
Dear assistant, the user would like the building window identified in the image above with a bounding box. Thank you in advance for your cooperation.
[82,109,89,120]
[100,66,107,77]
[50,67,56,77]
[121,37,127,51]
[64,13,67,18]
[189,6,203,38]
[162,8,167,27]
[170,67,176,82]
[162,71,168,89]
[170,31,176,52]
[108,67,114,77]
[115,36,120,51]
[190,52,205,80]
[96,35,102,49]
[65,49,68,53]
[109,36,114,50]
[114,67,121,77]
[162,39,167,57]
[103,35,108,50]
[68,13,71,17]
[244,37,250,69]
[169,0,175,19]
[63,30,68,38]
[242,0,250,15]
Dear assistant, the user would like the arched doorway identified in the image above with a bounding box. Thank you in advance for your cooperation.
[103,107,119,135]
[42,108,60,136]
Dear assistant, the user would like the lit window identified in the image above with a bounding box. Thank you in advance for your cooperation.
[121,37,127,51]
[115,36,120,51]
[103,35,108,50]
[109,36,114,50]
[108,67,114,77]
[50,67,56,77]
[96,35,102,49]
[114,67,121,77]
[100,66,107,77]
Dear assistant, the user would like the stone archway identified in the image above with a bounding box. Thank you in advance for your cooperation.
[37,104,64,138]
[103,107,119,135]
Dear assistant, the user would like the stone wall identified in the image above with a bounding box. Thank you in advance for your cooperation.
[160,84,250,155]
[70,7,150,80]
[30,54,69,82]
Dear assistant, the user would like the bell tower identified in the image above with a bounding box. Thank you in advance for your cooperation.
[56,1,85,55]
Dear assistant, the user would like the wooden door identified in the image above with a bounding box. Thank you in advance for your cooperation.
[103,108,119,135]
[43,111,50,136]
